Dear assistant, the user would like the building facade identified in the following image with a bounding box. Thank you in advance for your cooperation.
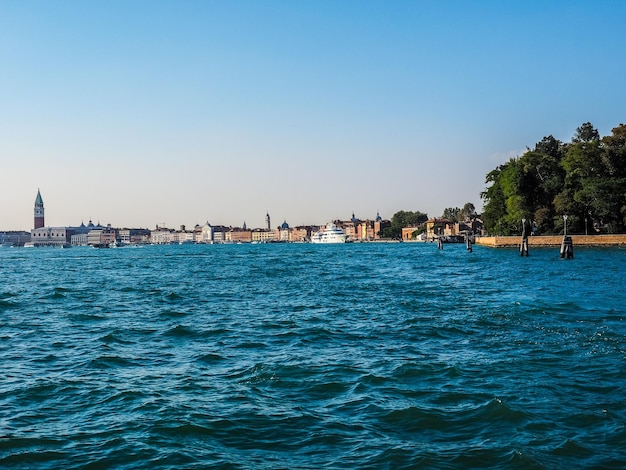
[30,227,72,247]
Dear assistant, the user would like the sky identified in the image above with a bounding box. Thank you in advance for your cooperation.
[1,0,625,231]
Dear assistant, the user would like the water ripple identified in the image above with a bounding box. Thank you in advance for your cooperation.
[0,244,625,468]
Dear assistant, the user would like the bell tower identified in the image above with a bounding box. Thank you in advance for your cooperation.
[34,189,45,229]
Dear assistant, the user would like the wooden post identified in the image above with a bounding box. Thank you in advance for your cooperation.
[520,218,529,256]
[560,215,573,258]
[560,236,574,259]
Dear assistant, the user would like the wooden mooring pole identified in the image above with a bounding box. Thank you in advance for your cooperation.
[560,215,573,259]
[520,218,529,257]
[560,236,574,259]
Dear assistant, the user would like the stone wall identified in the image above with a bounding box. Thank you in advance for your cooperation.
[475,234,626,247]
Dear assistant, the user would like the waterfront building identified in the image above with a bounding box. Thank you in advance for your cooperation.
[278,221,290,242]
[211,225,229,243]
[374,213,390,239]
[192,224,203,243]
[150,226,174,244]
[30,226,73,247]
[333,213,384,241]
[226,228,252,243]
[174,228,195,244]
[86,225,116,247]
[86,230,102,246]
[251,228,275,243]
[290,226,310,242]
[357,220,376,240]
[118,228,150,245]
[401,226,422,241]
[198,222,214,243]
[71,233,88,246]
[1,231,31,247]
[28,191,107,247]
[68,221,97,246]
[425,218,452,239]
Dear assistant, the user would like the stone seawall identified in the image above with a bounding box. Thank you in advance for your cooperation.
[475,234,626,247]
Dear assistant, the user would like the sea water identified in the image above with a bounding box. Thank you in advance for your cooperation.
[1,243,625,469]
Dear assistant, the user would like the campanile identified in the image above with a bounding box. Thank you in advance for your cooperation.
[34,189,45,229]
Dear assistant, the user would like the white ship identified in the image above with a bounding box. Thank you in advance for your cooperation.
[310,223,348,244]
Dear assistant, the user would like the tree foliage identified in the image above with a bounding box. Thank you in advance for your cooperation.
[381,210,428,238]
[442,207,461,222]
[441,203,476,223]
[481,123,626,235]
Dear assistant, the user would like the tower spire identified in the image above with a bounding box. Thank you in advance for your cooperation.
[34,189,45,229]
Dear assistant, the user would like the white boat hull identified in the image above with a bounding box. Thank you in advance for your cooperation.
[310,223,348,244]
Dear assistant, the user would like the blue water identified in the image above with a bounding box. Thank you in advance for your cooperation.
[1,243,625,469]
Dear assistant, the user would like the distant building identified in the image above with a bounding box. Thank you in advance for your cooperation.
[334,212,387,241]
[30,226,72,247]
[290,226,310,242]
[27,190,71,246]
[0,231,31,247]
[87,224,116,247]
[173,226,195,244]
[374,212,390,239]
[198,222,214,243]
[426,218,454,239]
[278,220,290,241]
[226,227,252,243]
[211,225,229,243]
[401,226,421,241]
[118,228,150,244]
[151,226,174,244]
[69,221,97,246]
[71,232,88,246]
[251,228,275,243]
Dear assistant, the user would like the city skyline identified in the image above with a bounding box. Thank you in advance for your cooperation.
[2,1,626,230]
[9,188,388,232]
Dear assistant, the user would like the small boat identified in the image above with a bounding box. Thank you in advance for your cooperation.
[310,223,348,244]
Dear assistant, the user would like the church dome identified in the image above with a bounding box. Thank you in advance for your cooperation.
[281,220,289,229]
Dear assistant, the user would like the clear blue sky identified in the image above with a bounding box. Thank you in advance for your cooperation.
[1,1,625,230]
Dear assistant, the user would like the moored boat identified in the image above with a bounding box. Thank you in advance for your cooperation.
[310,223,348,244]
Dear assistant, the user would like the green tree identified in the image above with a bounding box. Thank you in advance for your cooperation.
[482,135,566,234]
[382,210,428,239]
[518,148,565,234]
[460,202,477,221]
[573,122,600,143]
[600,124,626,231]
[557,125,607,233]
[482,122,626,235]
[442,204,477,223]
[602,124,626,177]
[442,207,461,222]
[481,160,524,235]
